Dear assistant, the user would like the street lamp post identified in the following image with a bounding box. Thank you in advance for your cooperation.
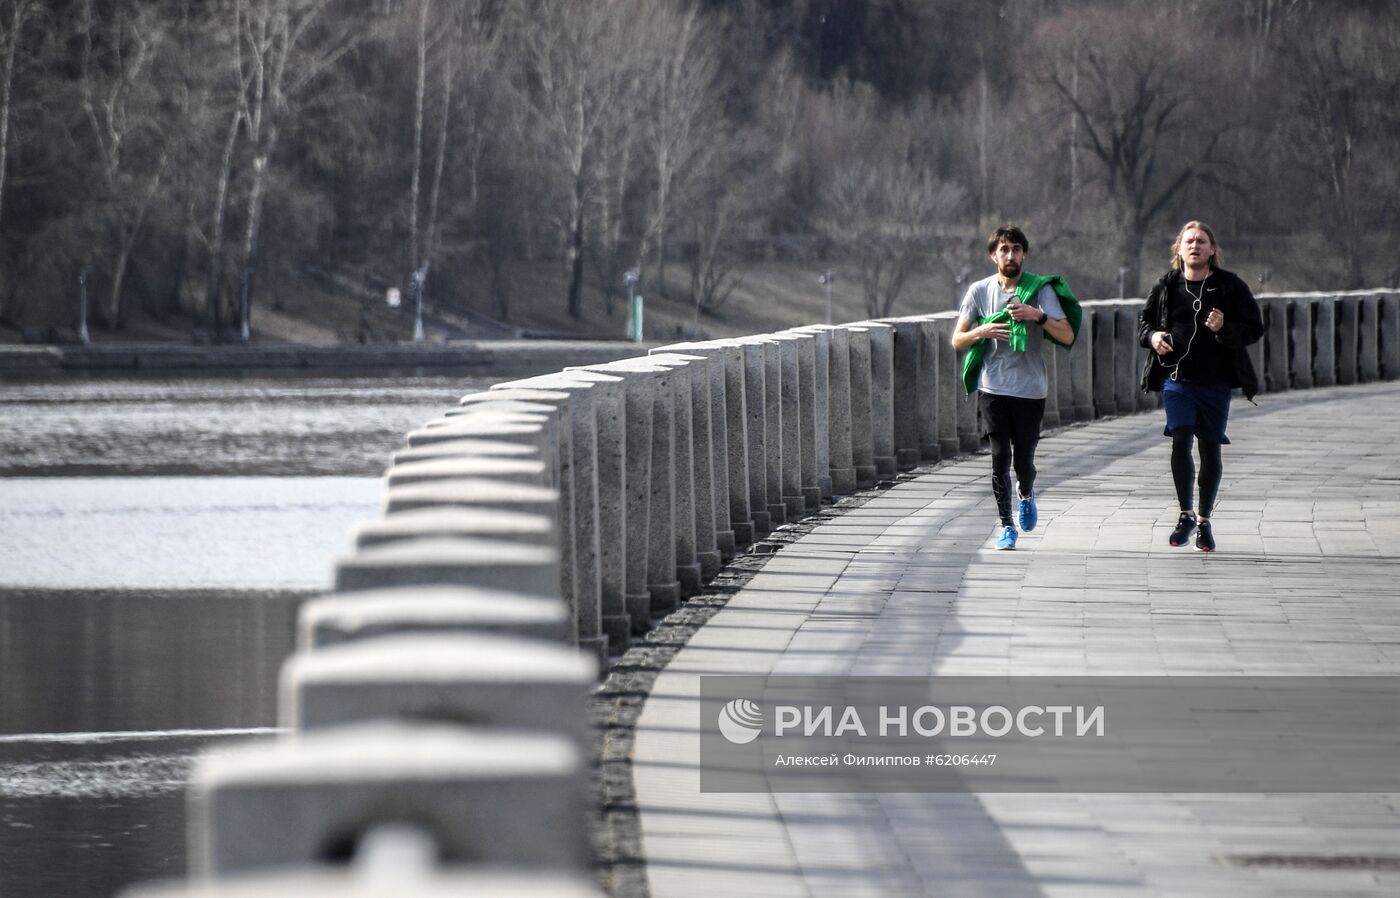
[78,269,90,345]
[818,269,834,325]
[412,269,425,342]
[624,268,641,342]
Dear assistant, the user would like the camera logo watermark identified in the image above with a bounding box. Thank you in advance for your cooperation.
[717,698,763,744]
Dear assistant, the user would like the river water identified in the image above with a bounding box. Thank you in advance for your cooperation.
[0,372,495,897]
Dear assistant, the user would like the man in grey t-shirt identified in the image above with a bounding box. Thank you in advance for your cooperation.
[951,225,1074,550]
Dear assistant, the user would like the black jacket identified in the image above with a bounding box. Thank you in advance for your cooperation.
[1137,267,1264,400]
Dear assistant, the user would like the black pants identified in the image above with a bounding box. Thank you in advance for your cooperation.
[1171,426,1222,517]
[979,392,1045,527]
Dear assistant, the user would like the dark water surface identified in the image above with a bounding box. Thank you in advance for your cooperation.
[0,373,494,897]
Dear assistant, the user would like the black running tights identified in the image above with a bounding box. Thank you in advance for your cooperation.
[989,433,1036,527]
[1171,426,1222,517]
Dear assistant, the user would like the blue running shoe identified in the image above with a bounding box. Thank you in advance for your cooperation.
[996,526,1018,550]
[1018,493,1038,532]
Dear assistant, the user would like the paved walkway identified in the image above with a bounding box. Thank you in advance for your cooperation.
[633,381,1400,897]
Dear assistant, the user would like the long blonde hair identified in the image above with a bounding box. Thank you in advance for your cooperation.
[1171,220,1222,271]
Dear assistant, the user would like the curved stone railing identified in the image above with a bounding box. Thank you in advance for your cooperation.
[129,289,1399,896]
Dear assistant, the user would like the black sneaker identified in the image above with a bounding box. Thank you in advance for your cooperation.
[1169,512,1197,547]
[1195,520,1215,553]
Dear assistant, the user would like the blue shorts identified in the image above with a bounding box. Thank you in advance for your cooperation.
[1162,380,1232,444]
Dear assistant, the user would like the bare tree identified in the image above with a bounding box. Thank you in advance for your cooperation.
[635,0,723,299]
[231,0,362,340]
[0,0,35,233]
[1277,8,1399,287]
[512,0,630,319]
[1038,6,1225,295]
[78,0,171,328]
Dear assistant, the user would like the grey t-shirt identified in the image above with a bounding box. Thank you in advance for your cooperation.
[958,275,1066,399]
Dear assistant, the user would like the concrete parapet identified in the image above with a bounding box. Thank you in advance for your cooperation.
[1069,309,1095,421]
[913,319,941,462]
[1090,304,1119,416]
[333,537,562,626]
[650,350,723,578]
[843,326,877,487]
[297,586,568,649]
[189,722,590,878]
[353,507,555,550]
[280,633,595,746]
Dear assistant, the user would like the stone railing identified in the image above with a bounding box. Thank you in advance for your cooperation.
[128,289,1398,896]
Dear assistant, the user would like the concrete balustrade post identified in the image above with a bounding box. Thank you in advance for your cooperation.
[929,314,962,456]
[913,319,941,463]
[1054,325,1077,421]
[574,358,658,633]
[767,334,805,521]
[1312,295,1338,387]
[332,536,561,617]
[125,867,607,897]
[298,586,568,649]
[390,438,541,467]
[190,722,590,878]
[735,338,771,537]
[1263,300,1290,392]
[1380,293,1400,379]
[862,322,898,479]
[1069,309,1095,421]
[886,319,923,471]
[844,326,877,487]
[1336,294,1360,386]
[715,342,754,544]
[1359,294,1381,383]
[759,337,786,525]
[386,457,550,489]
[553,369,630,651]
[1091,304,1119,416]
[815,326,856,495]
[355,507,555,550]
[790,327,833,500]
[650,343,736,559]
[281,633,595,747]
[645,354,706,595]
[1114,303,1141,414]
[1040,338,1061,428]
[789,331,821,510]
[488,375,608,660]
[1289,297,1315,388]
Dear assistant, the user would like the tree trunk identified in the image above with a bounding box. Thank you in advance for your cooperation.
[206,107,241,338]
[408,0,429,275]
[0,0,28,233]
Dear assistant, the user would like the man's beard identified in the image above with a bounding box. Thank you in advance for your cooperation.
[999,262,1021,279]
